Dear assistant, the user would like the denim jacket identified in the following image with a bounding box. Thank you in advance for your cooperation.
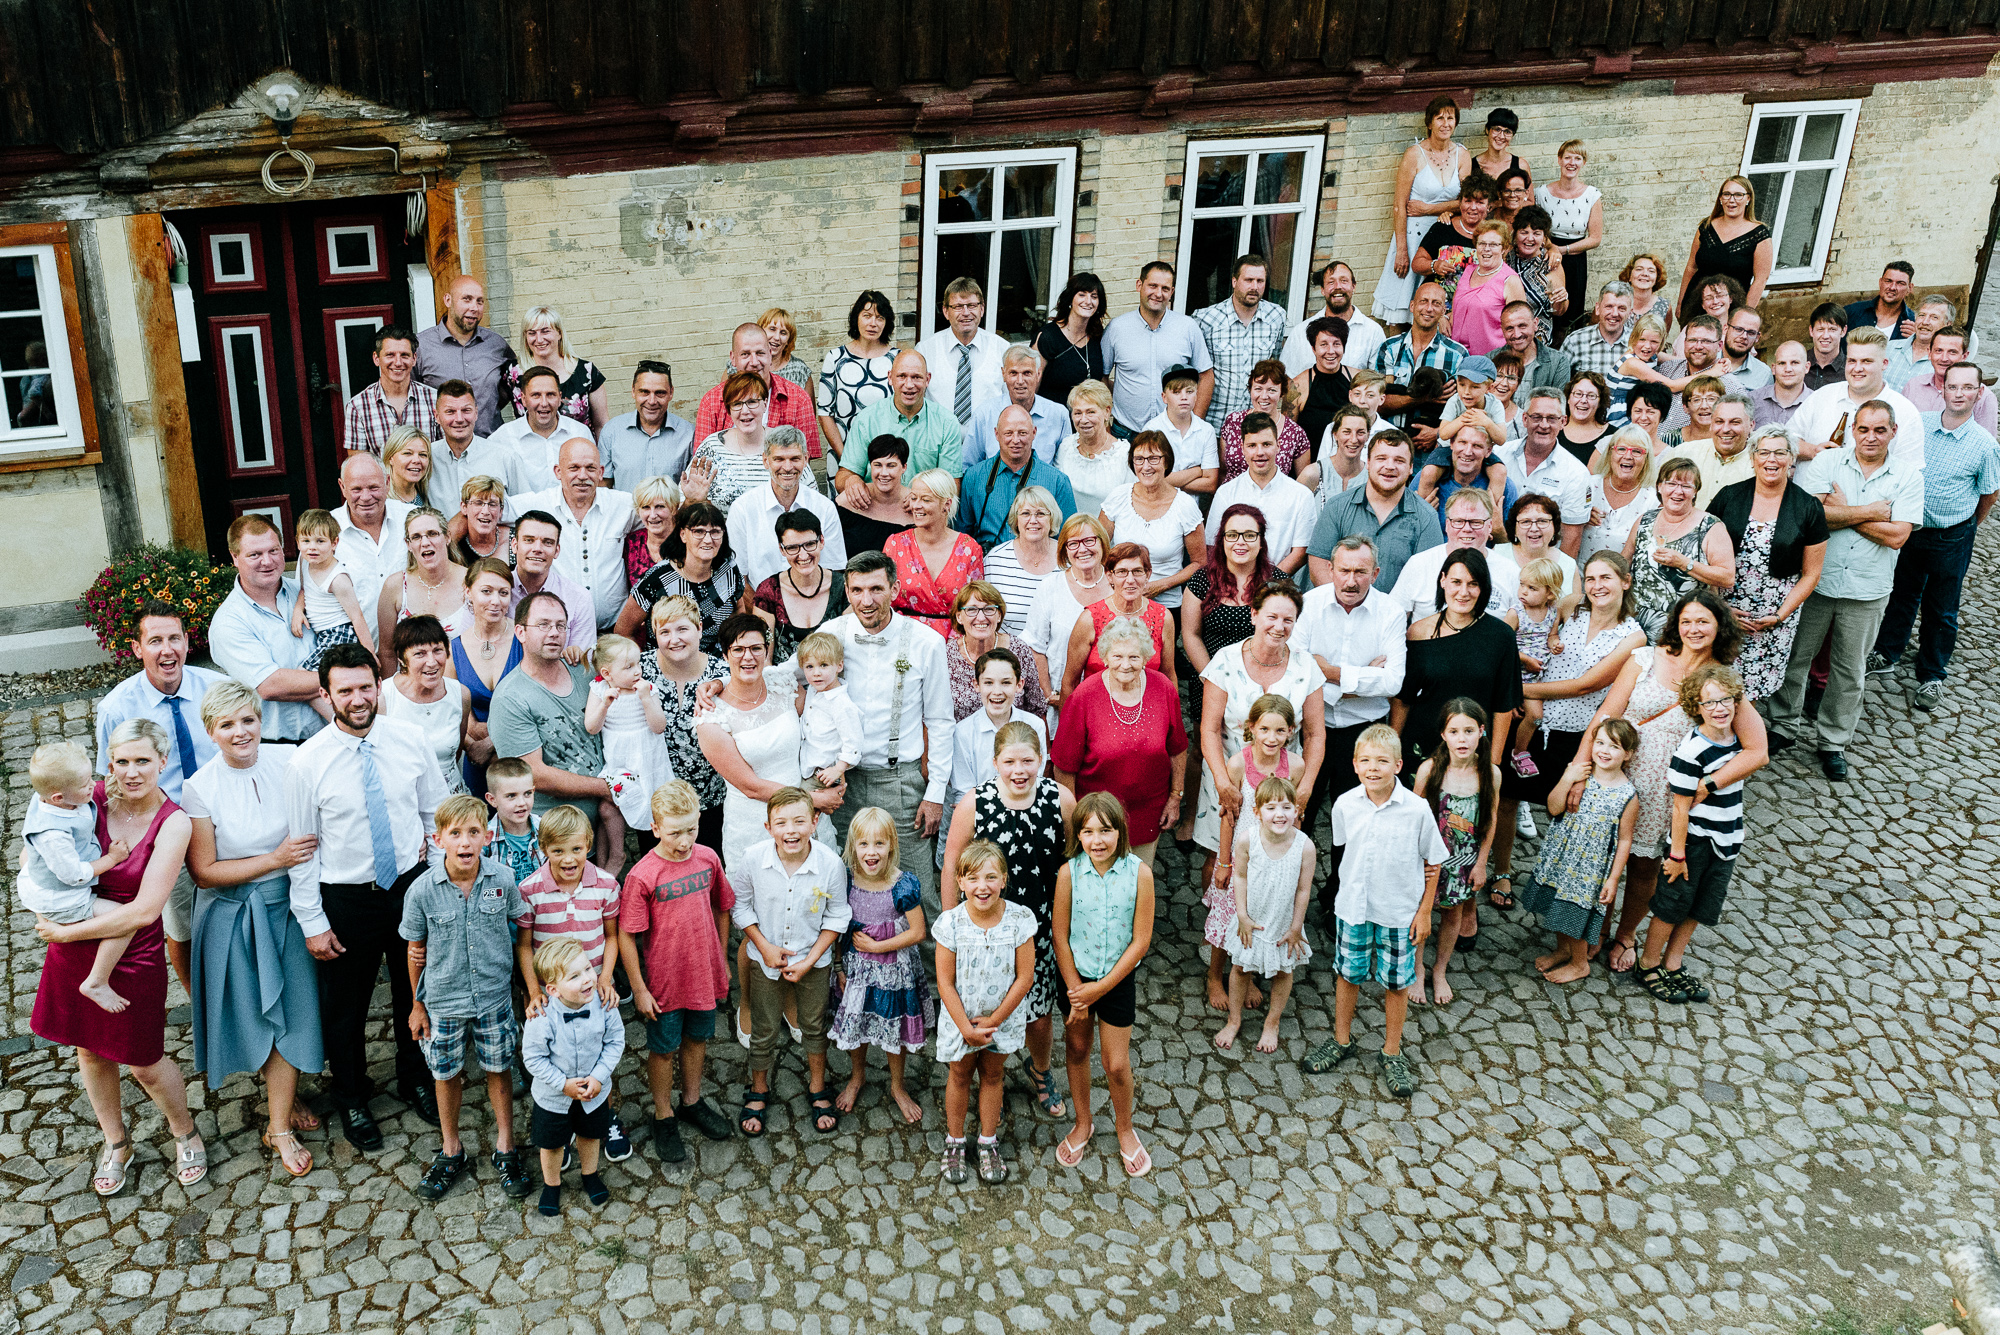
[398,855,525,1018]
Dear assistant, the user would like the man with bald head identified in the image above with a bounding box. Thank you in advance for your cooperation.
[504,436,639,628]
[832,350,966,505]
[956,403,1078,546]
[1748,340,1812,429]
[416,274,518,436]
[331,452,411,641]
[694,321,824,465]
[962,344,1070,466]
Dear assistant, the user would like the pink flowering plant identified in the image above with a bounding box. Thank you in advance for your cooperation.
[78,543,232,663]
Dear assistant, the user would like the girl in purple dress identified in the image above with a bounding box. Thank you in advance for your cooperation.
[829,807,933,1124]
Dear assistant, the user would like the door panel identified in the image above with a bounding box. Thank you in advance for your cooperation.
[170,199,418,559]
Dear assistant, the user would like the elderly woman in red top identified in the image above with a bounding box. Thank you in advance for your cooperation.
[883,468,984,635]
[1059,542,1176,700]
[1049,616,1190,870]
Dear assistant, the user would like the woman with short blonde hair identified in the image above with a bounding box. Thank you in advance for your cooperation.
[503,304,610,434]
[884,469,984,635]
[382,427,433,507]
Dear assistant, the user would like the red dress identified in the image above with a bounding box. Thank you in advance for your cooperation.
[1047,669,1189,847]
[884,529,985,636]
[1080,598,1169,678]
[31,782,175,1068]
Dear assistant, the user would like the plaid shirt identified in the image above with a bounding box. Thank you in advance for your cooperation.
[1193,298,1288,427]
[342,381,437,456]
[1373,330,1466,428]
[1561,322,1632,380]
[694,374,824,458]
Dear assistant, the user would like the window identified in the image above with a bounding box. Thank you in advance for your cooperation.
[1740,100,1861,286]
[0,242,92,465]
[921,147,1077,340]
[1174,135,1325,321]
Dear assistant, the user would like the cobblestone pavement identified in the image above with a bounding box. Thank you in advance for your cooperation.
[0,532,1994,1335]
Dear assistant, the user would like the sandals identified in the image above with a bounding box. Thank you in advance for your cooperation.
[738,1087,770,1137]
[93,1136,134,1197]
[1025,1061,1067,1119]
[1663,967,1711,1003]
[806,1086,840,1134]
[174,1129,208,1188]
[262,1129,313,1178]
[1487,877,1515,911]
[1055,1120,1092,1169]
[1607,936,1639,975]
[1119,1135,1152,1178]
[1638,964,1681,1003]
[289,1106,322,1133]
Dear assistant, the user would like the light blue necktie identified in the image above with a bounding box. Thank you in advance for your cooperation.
[163,694,199,788]
[357,738,400,888]
[956,343,973,427]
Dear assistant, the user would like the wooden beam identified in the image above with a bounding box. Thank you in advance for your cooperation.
[126,213,202,550]
[425,181,461,323]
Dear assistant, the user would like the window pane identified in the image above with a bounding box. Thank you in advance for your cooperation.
[938,168,993,223]
[0,256,41,315]
[935,232,992,322]
[215,238,250,279]
[330,229,374,270]
[1800,113,1843,161]
[226,330,273,467]
[1194,155,1247,208]
[4,372,58,429]
[1745,172,1784,226]
[1775,168,1831,269]
[340,324,380,398]
[994,226,1056,338]
[0,315,45,372]
[1186,217,1243,311]
[1253,151,1306,207]
[1003,163,1059,220]
[1749,115,1796,165]
[1248,215,1299,314]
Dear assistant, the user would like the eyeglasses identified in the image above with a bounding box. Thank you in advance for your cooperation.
[779,539,821,556]
[1445,516,1488,530]
[1660,479,1696,491]
[1222,530,1260,543]
[959,604,998,620]
[524,620,566,633]
[1719,190,1750,200]
[728,644,765,658]
[1066,538,1100,550]
[685,527,724,540]
[1699,695,1740,710]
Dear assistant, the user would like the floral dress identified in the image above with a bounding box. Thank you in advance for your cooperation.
[1619,647,1695,858]
[933,901,1038,1064]
[1521,778,1635,940]
[830,870,933,1055]
[972,777,1066,1022]
[1433,791,1484,908]
[1726,519,1797,701]
[884,529,984,636]
[640,652,730,810]
[1629,510,1721,642]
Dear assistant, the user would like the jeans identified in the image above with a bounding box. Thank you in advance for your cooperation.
[1769,591,1891,750]
[1873,517,1977,683]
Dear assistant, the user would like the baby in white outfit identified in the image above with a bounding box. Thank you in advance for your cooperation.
[795,633,863,789]
[18,743,135,1013]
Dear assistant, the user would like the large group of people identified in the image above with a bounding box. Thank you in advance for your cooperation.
[26,100,1994,1205]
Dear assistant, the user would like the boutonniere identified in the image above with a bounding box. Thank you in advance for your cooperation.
[894,657,912,674]
[805,883,830,913]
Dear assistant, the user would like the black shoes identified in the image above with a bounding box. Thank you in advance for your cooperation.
[679,1097,734,1142]
[1818,750,1848,781]
[412,1150,468,1201]
[603,1113,633,1163]
[398,1085,441,1127]
[1766,728,1796,754]
[340,1105,384,1152]
[1803,685,1825,720]
[492,1149,536,1199]
[653,1117,687,1163]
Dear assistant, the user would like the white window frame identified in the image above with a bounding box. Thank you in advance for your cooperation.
[1739,99,1862,287]
[920,146,1077,341]
[1174,134,1326,322]
[325,224,380,277]
[331,314,386,411]
[0,244,87,463]
[207,231,257,285]
[217,325,278,470]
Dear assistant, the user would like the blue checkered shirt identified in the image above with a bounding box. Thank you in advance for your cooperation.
[1193,299,1289,427]
[1920,412,2000,528]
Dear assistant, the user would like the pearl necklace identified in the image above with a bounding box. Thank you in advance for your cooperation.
[1107,683,1146,725]
[1071,568,1104,591]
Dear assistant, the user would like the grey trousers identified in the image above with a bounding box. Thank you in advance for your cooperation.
[1769,590,1890,750]
[832,761,938,910]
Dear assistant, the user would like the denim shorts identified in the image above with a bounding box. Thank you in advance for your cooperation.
[1334,919,1417,991]
[646,1006,717,1055]
[419,1002,519,1081]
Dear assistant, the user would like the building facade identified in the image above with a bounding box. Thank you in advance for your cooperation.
[1,0,1996,663]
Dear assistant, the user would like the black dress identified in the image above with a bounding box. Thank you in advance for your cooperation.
[1185,568,1256,660]
[1297,367,1354,450]
[839,504,913,557]
[1397,614,1525,769]
[1683,221,1773,320]
[751,572,850,664]
[1035,323,1104,413]
[1557,426,1608,469]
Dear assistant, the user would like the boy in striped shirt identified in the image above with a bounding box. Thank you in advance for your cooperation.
[1644,664,1753,1004]
[514,804,632,1159]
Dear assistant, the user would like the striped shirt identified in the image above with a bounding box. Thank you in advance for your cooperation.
[1668,729,1744,859]
[514,860,622,971]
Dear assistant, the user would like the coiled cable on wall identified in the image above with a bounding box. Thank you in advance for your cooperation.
[261,143,316,195]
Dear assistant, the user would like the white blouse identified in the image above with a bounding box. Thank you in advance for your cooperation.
[378,678,468,794]
[180,747,297,863]
[1580,475,1660,564]
[1098,484,1203,609]
[1056,435,1136,519]
[1535,183,1601,240]
[1023,568,1104,697]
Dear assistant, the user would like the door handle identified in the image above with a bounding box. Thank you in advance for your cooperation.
[309,361,330,394]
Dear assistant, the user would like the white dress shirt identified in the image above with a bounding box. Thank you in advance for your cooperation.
[1389,543,1523,621]
[1281,308,1386,380]
[504,485,638,627]
[330,499,413,639]
[1141,410,1220,475]
[806,612,956,804]
[1206,470,1317,558]
[1495,439,1594,527]
[728,838,852,976]
[1789,382,1927,470]
[726,478,849,587]
[914,327,1009,426]
[489,415,597,498]
[950,706,1048,793]
[95,666,227,802]
[284,719,449,938]
[1329,781,1449,927]
[426,434,506,514]
[1296,584,1408,729]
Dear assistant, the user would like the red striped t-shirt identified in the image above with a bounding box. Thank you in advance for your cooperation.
[514,861,621,971]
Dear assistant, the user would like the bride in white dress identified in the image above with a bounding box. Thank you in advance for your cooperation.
[694,614,840,869]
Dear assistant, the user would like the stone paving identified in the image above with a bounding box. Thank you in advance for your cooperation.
[0,531,1995,1335]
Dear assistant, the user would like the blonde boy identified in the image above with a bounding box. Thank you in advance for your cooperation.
[290,508,374,663]
[522,938,624,1216]
[1300,724,1446,1099]
[795,632,863,789]
[18,742,133,1013]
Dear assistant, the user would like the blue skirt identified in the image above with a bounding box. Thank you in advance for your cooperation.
[190,875,325,1087]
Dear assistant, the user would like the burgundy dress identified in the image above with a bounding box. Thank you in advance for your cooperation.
[1047,669,1189,847]
[31,782,175,1067]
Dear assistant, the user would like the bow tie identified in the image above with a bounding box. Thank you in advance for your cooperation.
[559,1009,590,1023]
[855,632,890,646]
